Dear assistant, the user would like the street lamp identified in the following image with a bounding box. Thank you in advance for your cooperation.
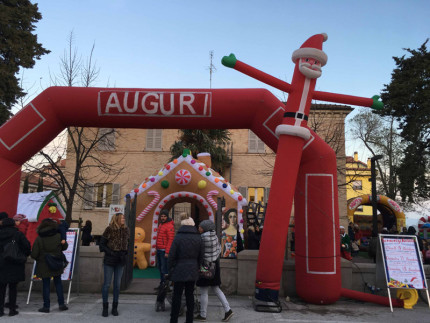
[370,155,383,237]
[368,154,383,262]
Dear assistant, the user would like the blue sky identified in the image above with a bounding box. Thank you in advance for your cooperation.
[19,0,430,159]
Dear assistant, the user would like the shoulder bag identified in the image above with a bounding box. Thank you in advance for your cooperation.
[3,232,27,264]
[41,238,69,271]
[199,262,215,279]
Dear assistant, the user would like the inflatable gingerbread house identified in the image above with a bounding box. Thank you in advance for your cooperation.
[126,149,248,266]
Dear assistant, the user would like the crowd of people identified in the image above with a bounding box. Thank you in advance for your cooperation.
[0,209,236,322]
[0,212,69,316]
[155,212,234,323]
[339,221,428,261]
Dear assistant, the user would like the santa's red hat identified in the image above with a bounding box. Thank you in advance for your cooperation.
[292,33,328,66]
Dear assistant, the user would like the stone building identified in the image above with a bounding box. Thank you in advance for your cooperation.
[64,104,352,235]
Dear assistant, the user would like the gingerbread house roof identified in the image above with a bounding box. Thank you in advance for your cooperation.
[126,152,247,210]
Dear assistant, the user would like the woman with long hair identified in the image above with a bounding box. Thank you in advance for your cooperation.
[99,213,129,317]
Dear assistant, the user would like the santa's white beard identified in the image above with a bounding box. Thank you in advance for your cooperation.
[299,62,322,79]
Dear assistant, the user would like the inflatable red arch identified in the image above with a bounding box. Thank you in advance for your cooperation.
[0,34,386,307]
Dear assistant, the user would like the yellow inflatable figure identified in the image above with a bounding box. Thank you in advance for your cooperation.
[134,227,151,269]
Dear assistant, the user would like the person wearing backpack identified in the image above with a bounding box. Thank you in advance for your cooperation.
[31,218,69,313]
[0,216,31,317]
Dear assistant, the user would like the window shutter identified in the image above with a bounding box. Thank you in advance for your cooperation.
[238,186,248,202]
[98,128,116,151]
[146,129,162,151]
[257,138,265,153]
[264,187,270,204]
[83,183,94,210]
[248,131,257,153]
[154,129,162,150]
[146,129,154,149]
[112,183,121,205]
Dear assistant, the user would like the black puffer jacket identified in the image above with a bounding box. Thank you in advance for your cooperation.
[31,220,68,278]
[0,218,31,283]
[168,225,204,282]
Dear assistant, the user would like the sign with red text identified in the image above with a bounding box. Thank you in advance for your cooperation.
[380,235,427,289]
[98,91,212,117]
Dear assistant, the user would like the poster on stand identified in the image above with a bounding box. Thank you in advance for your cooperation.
[379,234,427,289]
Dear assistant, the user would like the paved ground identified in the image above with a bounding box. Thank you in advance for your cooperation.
[3,291,430,323]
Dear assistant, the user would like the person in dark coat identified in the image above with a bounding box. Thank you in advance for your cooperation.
[81,220,93,246]
[31,218,69,313]
[0,217,31,317]
[168,214,204,323]
[99,213,130,317]
[246,218,261,250]
[195,220,233,322]
[408,226,424,251]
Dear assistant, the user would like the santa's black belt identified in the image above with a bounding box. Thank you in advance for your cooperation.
[283,112,308,121]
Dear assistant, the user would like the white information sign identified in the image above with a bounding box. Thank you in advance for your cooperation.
[109,204,125,224]
[380,235,427,289]
[61,229,79,280]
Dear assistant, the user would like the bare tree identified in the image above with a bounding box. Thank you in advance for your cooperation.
[256,104,355,186]
[23,31,125,223]
[349,110,404,199]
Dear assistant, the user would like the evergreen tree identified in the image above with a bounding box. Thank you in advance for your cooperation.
[380,40,430,202]
[37,176,43,192]
[23,176,29,193]
[170,129,231,174]
[0,0,50,125]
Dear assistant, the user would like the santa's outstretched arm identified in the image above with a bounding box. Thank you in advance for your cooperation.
[313,90,383,110]
[222,54,293,93]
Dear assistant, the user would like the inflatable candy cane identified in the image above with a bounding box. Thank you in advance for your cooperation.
[206,190,219,211]
[136,191,160,222]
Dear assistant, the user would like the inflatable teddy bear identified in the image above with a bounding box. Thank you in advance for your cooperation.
[134,227,151,269]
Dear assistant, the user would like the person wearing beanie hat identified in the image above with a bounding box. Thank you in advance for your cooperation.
[13,214,28,236]
[0,216,31,317]
[168,213,204,323]
[195,220,233,322]
[156,210,175,286]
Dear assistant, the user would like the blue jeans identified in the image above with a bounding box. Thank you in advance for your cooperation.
[42,276,64,309]
[102,264,124,303]
[156,250,168,282]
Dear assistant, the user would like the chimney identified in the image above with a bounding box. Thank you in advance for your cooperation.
[367,158,371,169]
[353,152,358,162]
[197,152,211,168]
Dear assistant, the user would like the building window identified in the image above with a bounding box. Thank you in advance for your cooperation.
[248,187,266,204]
[98,128,116,151]
[146,129,162,151]
[95,183,120,208]
[352,180,362,190]
[83,183,94,210]
[82,183,121,209]
[248,131,265,153]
